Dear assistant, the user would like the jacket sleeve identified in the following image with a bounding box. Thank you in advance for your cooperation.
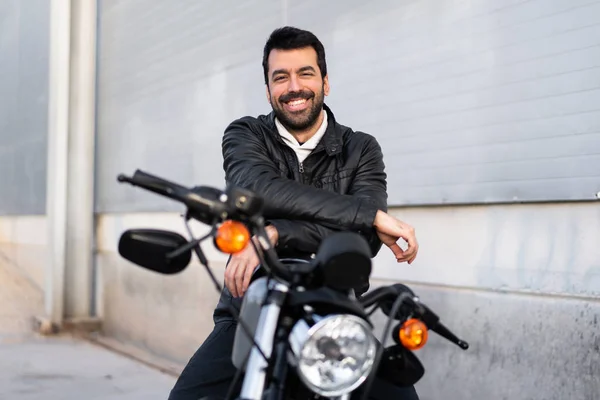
[267,134,388,257]
[222,118,380,231]
[268,219,383,258]
[267,219,339,254]
[345,132,388,256]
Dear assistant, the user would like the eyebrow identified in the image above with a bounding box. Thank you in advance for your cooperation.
[271,66,316,78]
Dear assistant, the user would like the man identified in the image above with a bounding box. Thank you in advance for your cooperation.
[169,26,420,400]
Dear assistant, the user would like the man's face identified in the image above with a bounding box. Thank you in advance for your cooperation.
[266,47,330,132]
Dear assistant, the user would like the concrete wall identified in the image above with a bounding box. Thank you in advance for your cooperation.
[93,202,600,400]
[370,283,600,400]
[0,216,47,291]
[377,202,600,400]
[94,213,229,363]
[377,203,600,297]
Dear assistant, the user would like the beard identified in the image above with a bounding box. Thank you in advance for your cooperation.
[271,87,325,132]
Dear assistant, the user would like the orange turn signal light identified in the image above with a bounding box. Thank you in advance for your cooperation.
[399,318,428,350]
[214,220,250,254]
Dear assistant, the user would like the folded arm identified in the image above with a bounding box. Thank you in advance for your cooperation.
[268,132,388,256]
[267,219,338,253]
[222,118,388,256]
[345,132,389,256]
[222,118,379,232]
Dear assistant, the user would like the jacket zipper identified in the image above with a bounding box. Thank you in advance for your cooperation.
[298,162,304,174]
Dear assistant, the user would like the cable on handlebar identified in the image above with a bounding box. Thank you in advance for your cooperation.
[360,293,408,400]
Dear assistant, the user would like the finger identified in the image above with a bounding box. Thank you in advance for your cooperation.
[398,232,416,258]
[397,251,411,263]
[390,243,413,263]
[235,262,247,298]
[408,252,418,264]
[225,261,238,297]
[408,242,419,263]
[401,246,414,262]
[404,230,418,253]
[241,262,255,296]
[387,243,406,260]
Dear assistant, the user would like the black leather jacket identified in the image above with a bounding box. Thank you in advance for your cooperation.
[213,104,388,322]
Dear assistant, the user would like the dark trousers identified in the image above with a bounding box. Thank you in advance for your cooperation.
[168,320,420,400]
[168,321,240,400]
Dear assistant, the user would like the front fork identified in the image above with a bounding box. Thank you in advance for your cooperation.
[239,280,289,400]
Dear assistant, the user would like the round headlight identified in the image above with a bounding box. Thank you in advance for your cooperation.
[289,314,378,397]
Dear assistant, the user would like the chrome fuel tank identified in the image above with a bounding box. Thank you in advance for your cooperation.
[231,276,269,370]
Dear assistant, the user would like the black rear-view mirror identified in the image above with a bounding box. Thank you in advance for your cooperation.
[118,229,191,274]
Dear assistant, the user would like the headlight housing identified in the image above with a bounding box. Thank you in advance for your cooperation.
[289,314,378,397]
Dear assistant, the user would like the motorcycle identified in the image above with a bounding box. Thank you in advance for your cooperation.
[115,169,469,400]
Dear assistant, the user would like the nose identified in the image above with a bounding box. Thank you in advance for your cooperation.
[287,74,302,92]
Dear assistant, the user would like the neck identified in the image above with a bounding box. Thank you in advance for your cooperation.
[288,110,325,144]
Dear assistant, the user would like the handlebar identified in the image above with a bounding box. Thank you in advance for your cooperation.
[119,170,267,225]
[117,170,248,225]
[118,170,192,204]
[117,169,284,274]
[117,170,226,220]
[359,285,469,350]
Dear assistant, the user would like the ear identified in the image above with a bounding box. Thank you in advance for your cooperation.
[323,75,330,96]
[265,85,272,104]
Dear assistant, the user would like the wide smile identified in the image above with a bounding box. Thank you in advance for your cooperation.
[283,98,310,112]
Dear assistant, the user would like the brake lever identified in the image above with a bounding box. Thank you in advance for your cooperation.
[412,300,469,350]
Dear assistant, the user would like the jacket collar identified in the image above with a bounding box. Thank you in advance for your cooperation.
[267,103,343,156]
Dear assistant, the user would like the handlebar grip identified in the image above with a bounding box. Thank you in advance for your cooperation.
[429,320,469,350]
[118,170,229,225]
[119,170,190,203]
[358,286,398,308]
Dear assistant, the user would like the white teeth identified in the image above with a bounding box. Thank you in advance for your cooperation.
[288,99,306,106]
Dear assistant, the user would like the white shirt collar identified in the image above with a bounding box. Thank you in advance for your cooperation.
[275,111,328,164]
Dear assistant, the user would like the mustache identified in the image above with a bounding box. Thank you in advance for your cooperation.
[279,90,314,103]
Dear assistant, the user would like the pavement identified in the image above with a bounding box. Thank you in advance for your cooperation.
[0,261,176,400]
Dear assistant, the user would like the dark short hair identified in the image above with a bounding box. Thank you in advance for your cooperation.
[262,26,327,84]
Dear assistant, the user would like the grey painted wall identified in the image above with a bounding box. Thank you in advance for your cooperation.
[95,0,283,213]
[0,0,49,216]
[95,0,600,212]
